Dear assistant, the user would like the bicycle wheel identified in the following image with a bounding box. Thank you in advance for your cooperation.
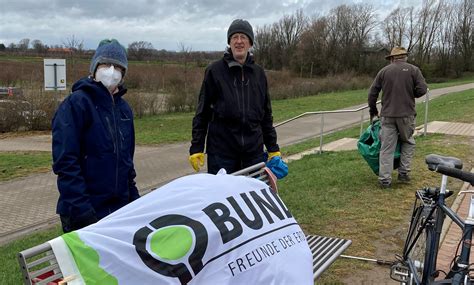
[403,198,436,284]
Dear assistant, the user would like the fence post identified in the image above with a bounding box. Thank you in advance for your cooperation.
[53,63,58,91]
[319,113,324,154]
[423,90,429,136]
[359,111,364,137]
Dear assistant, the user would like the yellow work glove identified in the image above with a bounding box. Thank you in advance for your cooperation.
[268,151,281,160]
[189,153,205,172]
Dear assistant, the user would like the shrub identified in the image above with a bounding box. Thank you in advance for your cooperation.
[267,72,373,100]
[126,91,167,118]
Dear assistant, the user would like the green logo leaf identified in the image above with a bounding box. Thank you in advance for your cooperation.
[150,226,193,260]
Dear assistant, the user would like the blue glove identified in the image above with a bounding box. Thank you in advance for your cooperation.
[266,156,288,179]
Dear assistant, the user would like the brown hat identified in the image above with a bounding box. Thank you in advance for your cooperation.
[385,46,408,59]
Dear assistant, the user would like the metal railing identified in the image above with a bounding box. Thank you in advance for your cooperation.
[275,91,430,154]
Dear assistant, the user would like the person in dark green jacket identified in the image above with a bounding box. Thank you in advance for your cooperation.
[189,19,281,174]
[52,39,139,233]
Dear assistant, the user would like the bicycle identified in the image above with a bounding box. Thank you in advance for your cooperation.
[390,154,474,285]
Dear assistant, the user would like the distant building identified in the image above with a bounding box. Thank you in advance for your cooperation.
[48,48,73,53]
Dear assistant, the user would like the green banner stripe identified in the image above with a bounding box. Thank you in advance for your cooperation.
[63,232,118,285]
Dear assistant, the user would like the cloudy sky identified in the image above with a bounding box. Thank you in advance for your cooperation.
[1,0,416,51]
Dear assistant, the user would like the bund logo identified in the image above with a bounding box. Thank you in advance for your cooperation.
[133,214,208,285]
[132,188,293,284]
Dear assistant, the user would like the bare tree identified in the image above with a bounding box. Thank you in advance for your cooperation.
[254,24,276,69]
[62,35,84,72]
[352,4,378,46]
[413,0,446,65]
[31,39,47,54]
[250,1,472,77]
[276,9,307,50]
[128,41,154,61]
[18,38,30,51]
[383,8,409,48]
[433,2,457,75]
[453,0,473,71]
[178,42,192,93]
[324,4,377,72]
[274,9,308,68]
[296,16,330,76]
[404,7,418,52]
[62,35,84,54]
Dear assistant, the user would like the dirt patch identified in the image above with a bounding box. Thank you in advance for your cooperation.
[340,223,406,284]
[0,133,52,152]
[0,130,49,139]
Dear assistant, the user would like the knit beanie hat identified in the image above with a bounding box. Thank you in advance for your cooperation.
[227,19,254,45]
[89,39,128,76]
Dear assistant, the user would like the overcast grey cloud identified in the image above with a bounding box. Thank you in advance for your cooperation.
[1,0,418,51]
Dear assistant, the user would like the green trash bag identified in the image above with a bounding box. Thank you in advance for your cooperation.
[357,120,401,175]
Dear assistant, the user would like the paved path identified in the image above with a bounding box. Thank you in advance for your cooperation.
[277,83,474,146]
[0,83,472,244]
[437,179,474,275]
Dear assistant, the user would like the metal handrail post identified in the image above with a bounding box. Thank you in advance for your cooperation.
[359,111,364,137]
[273,96,432,154]
[319,114,324,153]
[424,90,429,136]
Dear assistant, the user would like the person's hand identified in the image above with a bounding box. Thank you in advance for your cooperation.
[267,151,281,160]
[369,106,378,123]
[189,153,205,172]
[370,114,379,123]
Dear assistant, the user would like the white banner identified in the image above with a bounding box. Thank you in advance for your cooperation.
[50,172,313,284]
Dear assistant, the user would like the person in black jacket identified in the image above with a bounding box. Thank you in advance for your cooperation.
[52,39,140,233]
[189,19,281,174]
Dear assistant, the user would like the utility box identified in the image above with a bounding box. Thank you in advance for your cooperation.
[44,59,66,91]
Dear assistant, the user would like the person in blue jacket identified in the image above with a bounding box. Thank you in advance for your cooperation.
[52,39,139,233]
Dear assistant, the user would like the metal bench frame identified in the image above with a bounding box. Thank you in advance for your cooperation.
[18,163,351,284]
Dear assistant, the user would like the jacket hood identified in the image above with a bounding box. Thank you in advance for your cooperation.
[72,77,101,93]
[223,47,255,67]
[71,77,127,101]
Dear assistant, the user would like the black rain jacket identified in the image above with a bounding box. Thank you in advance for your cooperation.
[190,49,279,159]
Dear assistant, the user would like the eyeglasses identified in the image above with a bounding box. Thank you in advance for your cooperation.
[98,63,124,72]
[230,34,249,42]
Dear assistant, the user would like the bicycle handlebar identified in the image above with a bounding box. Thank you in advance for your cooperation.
[436,165,474,186]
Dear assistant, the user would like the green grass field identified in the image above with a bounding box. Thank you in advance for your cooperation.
[283,88,474,156]
[0,151,51,182]
[0,75,472,182]
[0,83,472,284]
[0,134,471,284]
[281,133,472,283]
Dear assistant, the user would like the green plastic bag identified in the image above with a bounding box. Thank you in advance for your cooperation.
[357,120,401,175]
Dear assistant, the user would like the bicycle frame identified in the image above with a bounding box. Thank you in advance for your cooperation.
[399,174,474,284]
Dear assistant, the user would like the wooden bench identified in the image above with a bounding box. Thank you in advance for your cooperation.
[18,163,351,284]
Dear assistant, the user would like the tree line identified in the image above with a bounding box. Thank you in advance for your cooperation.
[1,0,472,79]
[253,0,473,78]
[0,36,220,67]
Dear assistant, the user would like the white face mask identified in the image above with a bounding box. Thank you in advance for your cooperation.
[95,65,122,92]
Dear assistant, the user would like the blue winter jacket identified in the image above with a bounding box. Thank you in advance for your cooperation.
[52,77,139,224]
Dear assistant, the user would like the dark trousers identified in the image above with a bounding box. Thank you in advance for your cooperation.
[60,215,98,233]
[207,152,265,174]
[379,116,416,183]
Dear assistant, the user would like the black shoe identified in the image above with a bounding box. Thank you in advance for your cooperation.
[379,182,392,189]
[398,173,411,183]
